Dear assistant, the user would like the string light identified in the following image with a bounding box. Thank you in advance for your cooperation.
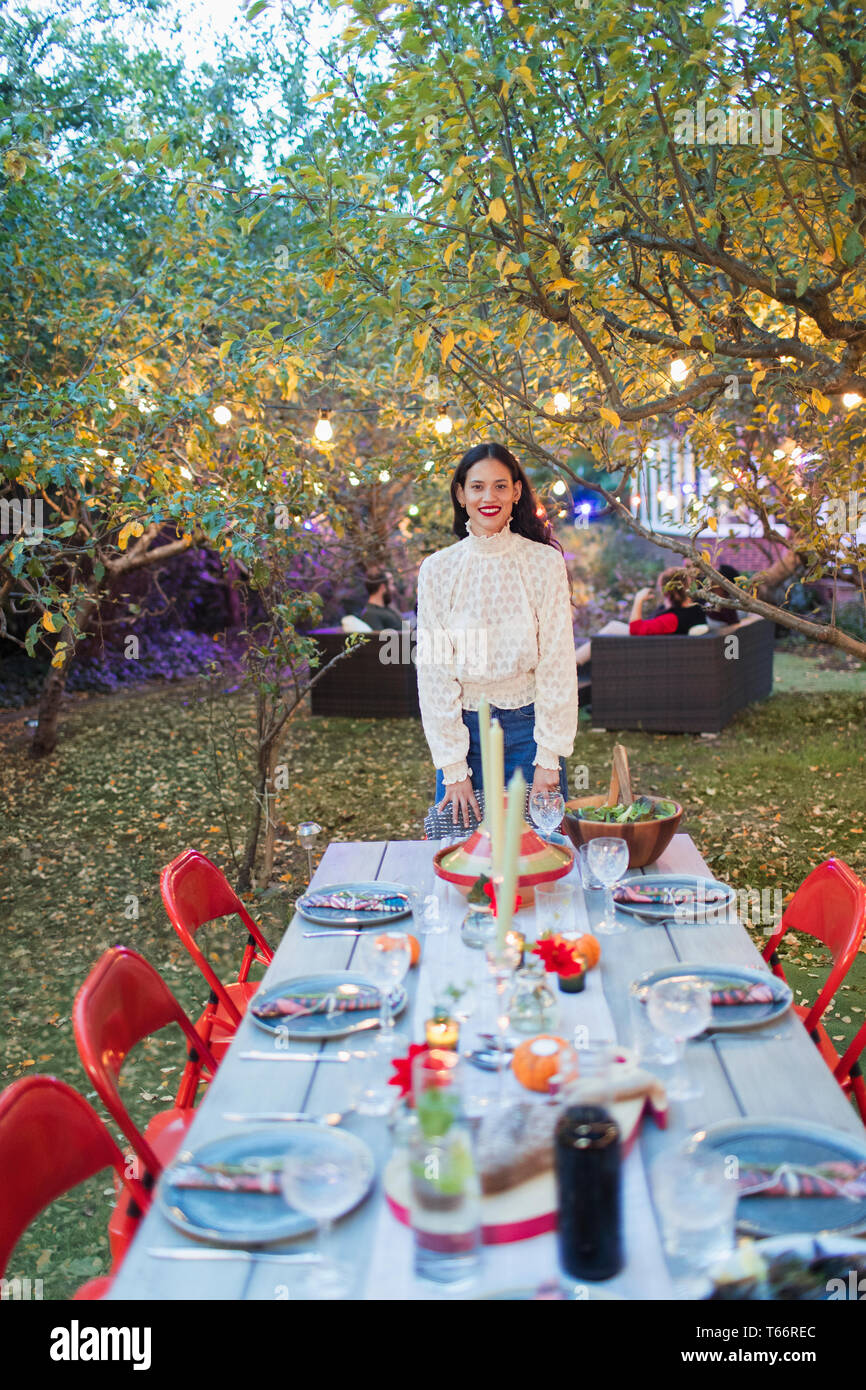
[180,466,192,481]
[408,504,419,516]
[348,472,360,486]
[553,390,571,413]
[434,408,453,435]
[552,479,567,495]
[213,405,232,426]
[108,399,117,411]
[314,410,333,443]
[669,359,689,383]
[423,459,435,471]
[843,393,863,410]
[379,469,391,482]
[721,482,735,492]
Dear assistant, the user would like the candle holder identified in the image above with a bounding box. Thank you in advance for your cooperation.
[460,903,495,951]
[504,929,526,967]
[557,967,586,994]
[425,1012,460,1051]
[297,821,322,884]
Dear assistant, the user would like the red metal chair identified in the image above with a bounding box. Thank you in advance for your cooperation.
[762,858,866,1068]
[835,1021,866,1124]
[73,945,219,1256]
[160,848,273,1061]
[0,1075,149,1300]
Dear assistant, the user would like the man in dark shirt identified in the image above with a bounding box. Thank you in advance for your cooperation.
[359,570,404,631]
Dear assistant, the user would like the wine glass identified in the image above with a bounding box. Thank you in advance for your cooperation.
[355,930,412,1042]
[586,837,630,935]
[281,1135,371,1298]
[646,977,713,1101]
[529,790,566,841]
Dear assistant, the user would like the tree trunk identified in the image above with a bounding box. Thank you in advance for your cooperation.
[752,548,804,601]
[237,754,268,895]
[30,658,70,758]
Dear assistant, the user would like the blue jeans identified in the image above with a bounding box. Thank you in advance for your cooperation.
[434,704,569,804]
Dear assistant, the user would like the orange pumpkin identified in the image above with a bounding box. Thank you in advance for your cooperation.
[511,1035,571,1093]
[375,932,421,967]
[574,933,601,970]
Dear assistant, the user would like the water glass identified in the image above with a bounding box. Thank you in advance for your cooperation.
[535,881,575,939]
[627,978,679,1069]
[348,1045,397,1117]
[529,790,566,840]
[576,843,604,890]
[281,1134,372,1298]
[356,930,412,1035]
[646,977,713,1100]
[409,1050,481,1286]
[652,1145,738,1298]
[586,838,630,936]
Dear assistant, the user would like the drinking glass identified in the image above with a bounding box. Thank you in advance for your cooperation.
[409,1049,481,1286]
[652,1144,738,1298]
[576,844,604,890]
[646,977,713,1101]
[586,838,630,935]
[529,790,566,840]
[348,1045,395,1117]
[355,930,412,1039]
[484,937,521,1105]
[281,1135,372,1298]
[535,881,575,939]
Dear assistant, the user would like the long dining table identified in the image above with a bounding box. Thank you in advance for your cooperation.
[108,833,864,1301]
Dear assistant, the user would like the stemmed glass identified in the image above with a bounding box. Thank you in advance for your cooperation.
[529,790,566,841]
[646,977,713,1101]
[355,930,412,1043]
[281,1135,371,1298]
[586,837,630,936]
[484,934,522,1105]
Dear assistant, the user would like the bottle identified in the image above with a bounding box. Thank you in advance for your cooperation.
[554,1104,623,1281]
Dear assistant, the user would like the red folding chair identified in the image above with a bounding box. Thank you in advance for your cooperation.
[0,1075,149,1300]
[160,848,273,1061]
[762,858,866,1069]
[835,1020,866,1124]
[73,945,219,1256]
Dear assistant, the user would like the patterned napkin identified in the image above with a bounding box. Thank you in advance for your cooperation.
[301,889,409,914]
[614,882,728,907]
[253,987,381,1020]
[710,983,778,1007]
[738,1161,866,1200]
[169,1159,284,1195]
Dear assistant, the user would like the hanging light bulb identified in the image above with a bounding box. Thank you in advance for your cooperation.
[213,404,232,426]
[408,504,419,516]
[669,358,689,383]
[553,390,571,413]
[630,494,641,508]
[434,407,453,435]
[552,479,567,496]
[314,410,333,443]
[348,472,360,486]
[379,469,391,482]
[108,398,117,411]
[843,392,863,410]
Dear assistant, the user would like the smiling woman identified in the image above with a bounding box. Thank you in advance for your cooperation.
[415,443,578,828]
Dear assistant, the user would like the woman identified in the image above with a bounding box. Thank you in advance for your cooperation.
[629,567,707,634]
[416,442,578,829]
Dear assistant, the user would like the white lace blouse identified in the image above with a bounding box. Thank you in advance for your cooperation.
[416,523,578,784]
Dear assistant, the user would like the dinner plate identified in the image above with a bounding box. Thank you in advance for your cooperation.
[708,1233,866,1300]
[613,874,736,922]
[159,1126,375,1247]
[250,972,407,1041]
[631,963,792,1033]
[295,881,412,927]
[692,1118,866,1238]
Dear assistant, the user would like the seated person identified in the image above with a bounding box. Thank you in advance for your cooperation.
[705,562,742,627]
[629,567,707,634]
[358,569,404,631]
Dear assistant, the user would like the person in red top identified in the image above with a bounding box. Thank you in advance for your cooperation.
[629,567,707,635]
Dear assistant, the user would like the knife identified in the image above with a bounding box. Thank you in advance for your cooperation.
[239,1050,350,1063]
[302,930,364,938]
[147,1247,322,1264]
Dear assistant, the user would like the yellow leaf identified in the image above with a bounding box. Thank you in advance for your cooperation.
[811,388,831,414]
[42,611,59,633]
[598,406,621,428]
[707,516,718,532]
[443,239,461,268]
[751,369,767,395]
[701,550,712,565]
[488,197,507,223]
[414,324,432,352]
[440,329,456,364]
[515,65,537,95]
[546,277,579,291]
[823,50,844,78]
[321,268,336,291]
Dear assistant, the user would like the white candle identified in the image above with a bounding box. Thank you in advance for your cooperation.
[497,768,526,947]
[489,719,504,880]
[478,697,492,829]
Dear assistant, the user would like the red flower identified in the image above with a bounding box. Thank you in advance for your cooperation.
[482,880,523,916]
[388,1043,430,1099]
[532,934,585,978]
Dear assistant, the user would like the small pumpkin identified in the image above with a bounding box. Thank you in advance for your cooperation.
[511,1034,571,1093]
[574,933,601,971]
[375,931,421,967]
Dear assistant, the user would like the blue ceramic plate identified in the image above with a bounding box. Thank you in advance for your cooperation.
[693,1119,866,1238]
[614,874,736,922]
[159,1126,375,1247]
[632,963,792,1033]
[296,881,412,927]
[250,972,407,1041]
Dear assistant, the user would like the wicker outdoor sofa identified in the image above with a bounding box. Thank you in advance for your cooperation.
[307,626,421,718]
[587,613,775,734]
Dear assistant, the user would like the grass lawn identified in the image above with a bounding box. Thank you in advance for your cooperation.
[1,656,865,1296]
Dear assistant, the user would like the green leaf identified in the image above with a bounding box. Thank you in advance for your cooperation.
[842,230,864,266]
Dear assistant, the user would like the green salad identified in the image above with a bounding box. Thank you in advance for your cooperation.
[574,796,678,824]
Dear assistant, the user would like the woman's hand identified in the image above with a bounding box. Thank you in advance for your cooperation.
[438,776,482,829]
[630,587,653,623]
[531,766,562,798]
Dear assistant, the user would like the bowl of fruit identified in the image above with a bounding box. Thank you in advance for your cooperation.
[562,745,682,869]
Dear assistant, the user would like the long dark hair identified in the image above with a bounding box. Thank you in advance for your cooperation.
[449,442,563,552]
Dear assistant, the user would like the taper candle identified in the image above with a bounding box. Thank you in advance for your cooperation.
[489,719,505,880]
[478,696,492,828]
[497,768,526,947]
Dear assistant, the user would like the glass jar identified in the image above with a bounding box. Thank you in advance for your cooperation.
[508,959,559,1035]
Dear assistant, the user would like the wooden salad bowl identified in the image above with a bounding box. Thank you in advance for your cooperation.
[562,794,683,870]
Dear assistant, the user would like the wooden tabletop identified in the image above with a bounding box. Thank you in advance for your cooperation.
[108,834,863,1301]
